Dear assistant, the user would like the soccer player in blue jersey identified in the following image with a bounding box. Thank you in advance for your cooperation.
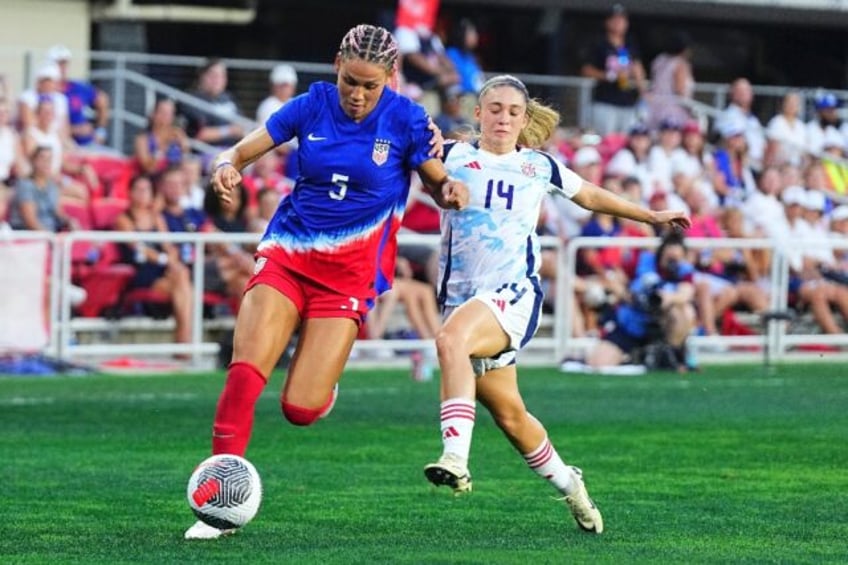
[185,24,468,540]
[422,75,690,534]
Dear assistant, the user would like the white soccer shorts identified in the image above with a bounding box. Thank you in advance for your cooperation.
[443,277,543,377]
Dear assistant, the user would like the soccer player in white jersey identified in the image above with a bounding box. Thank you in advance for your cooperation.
[423,75,690,534]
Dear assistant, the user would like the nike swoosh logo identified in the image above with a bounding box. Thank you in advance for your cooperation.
[307,133,327,141]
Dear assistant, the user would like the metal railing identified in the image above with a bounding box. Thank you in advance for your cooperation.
[48,231,564,367]
[88,67,256,156]
[556,235,848,363]
[0,229,844,368]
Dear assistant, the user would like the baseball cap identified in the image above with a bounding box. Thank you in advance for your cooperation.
[717,116,746,138]
[814,92,841,111]
[573,146,602,168]
[803,189,826,212]
[658,118,682,131]
[47,44,72,62]
[830,205,848,222]
[628,122,650,136]
[270,64,297,85]
[682,120,702,135]
[649,191,668,206]
[781,185,806,206]
[609,3,627,17]
[36,63,61,81]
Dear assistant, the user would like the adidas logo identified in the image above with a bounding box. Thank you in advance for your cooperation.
[464,161,482,169]
[443,426,460,439]
[492,298,506,312]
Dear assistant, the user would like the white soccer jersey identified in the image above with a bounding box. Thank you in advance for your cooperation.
[438,141,583,306]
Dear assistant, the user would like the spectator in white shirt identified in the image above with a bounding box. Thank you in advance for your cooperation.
[802,188,829,233]
[715,78,765,171]
[545,146,600,238]
[606,122,658,200]
[17,63,69,134]
[806,92,845,158]
[782,185,848,333]
[742,166,786,238]
[648,118,684,193]
[255,64,298,126]
[829,205,848,269]
[764,91,807,168]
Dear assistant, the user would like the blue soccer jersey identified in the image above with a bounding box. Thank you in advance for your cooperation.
[262,82,434,298]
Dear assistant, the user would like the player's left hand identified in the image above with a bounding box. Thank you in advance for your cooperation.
[426,118,445,159]
[440,179,469,211]
[653,210,691,231]
[212,162,241,205]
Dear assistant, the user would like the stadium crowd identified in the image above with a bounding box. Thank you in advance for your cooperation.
[3,2,848,366]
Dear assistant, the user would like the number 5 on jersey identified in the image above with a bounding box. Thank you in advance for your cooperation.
[330,173,348,201]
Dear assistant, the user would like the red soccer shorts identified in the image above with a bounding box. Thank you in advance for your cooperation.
[245,254,370,325]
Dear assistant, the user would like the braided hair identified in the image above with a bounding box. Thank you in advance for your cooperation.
[338,24,399,73]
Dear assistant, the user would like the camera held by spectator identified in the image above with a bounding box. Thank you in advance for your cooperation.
[586,231,698,372]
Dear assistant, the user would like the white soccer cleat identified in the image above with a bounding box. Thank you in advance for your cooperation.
[318,383,339,419]
[424,453,473,494]
[562,466,603,534]
[184,520,235,540]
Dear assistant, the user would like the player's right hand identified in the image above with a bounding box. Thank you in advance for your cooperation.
[212,162,241,204]
[441,179,469,211]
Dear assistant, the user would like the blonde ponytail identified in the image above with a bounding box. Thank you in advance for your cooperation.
[518,99,560,149]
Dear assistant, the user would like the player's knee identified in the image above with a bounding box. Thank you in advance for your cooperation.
[435,327,466,359]
[280,399,322,426]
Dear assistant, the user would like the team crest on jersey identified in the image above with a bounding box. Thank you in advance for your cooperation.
[372,139,391,166]
[521,161,537,178]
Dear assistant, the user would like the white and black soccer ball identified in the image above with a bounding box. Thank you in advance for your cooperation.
[187,454,262,530]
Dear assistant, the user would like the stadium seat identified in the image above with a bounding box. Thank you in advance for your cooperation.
[597,133,628,165]
[61,201,92,230]
[71,241,133,317]
[61,201,99,263]
[74,263,136,318]
[122,288,236,318]
[86,155,137,200]
[91,197,129,230]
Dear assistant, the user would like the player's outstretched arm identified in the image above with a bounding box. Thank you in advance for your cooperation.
[570,181,691,230]
[417,159,469,211]
[211,127,276,204]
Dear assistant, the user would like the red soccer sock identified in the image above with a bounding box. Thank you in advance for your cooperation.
[212,361,267,456]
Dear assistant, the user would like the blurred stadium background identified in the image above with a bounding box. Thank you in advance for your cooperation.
[3,0,848,373]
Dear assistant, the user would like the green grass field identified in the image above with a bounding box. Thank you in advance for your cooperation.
[4,364,847,564]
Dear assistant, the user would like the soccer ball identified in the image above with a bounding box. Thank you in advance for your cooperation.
[187,454,262,530]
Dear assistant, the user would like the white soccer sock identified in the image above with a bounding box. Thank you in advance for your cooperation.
[440,398,476,461]
[523,437,578,495]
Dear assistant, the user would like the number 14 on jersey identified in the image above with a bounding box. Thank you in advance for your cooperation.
[484,179,514,210]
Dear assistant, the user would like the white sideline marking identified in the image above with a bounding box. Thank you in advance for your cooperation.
[594,377,793,391]
[1,396,56,406]
[0,392,198,406]
[3,388,402,408]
